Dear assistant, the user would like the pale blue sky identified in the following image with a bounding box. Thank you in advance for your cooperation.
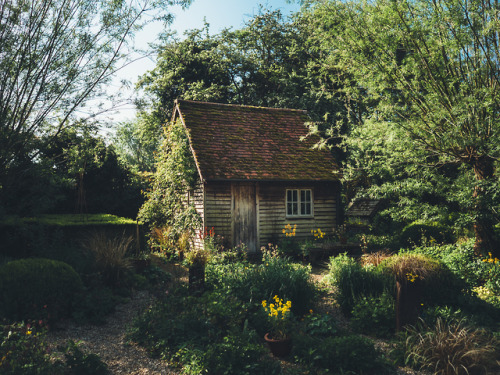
[169,0,301,36]
[110,0,301,122]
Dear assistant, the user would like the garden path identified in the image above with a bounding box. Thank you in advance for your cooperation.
[47,289,180,375]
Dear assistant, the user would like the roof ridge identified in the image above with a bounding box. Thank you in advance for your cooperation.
[175,99,307,113]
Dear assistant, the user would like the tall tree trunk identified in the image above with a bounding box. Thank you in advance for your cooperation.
[472,156,497,257]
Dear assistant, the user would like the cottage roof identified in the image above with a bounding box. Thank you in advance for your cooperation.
[173,100,338,182]
[346,198,383,218]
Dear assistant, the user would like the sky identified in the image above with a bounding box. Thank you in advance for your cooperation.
[109,0,302,123]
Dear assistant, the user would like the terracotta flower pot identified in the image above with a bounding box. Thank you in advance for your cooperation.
[264,333,292,357]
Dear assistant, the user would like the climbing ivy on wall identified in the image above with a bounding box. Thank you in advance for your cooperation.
[138,119,201,240]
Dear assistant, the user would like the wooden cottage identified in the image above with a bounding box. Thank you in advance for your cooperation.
[173,99,341,252]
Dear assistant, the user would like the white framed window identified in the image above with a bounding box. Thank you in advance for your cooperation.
[286,189,313,217]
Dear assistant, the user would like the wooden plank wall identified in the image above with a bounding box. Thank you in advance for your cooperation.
[190,181,205,250]
[204,182,232,247]
[258,181,338,248]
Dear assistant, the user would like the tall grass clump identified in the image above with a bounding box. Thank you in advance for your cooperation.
[83,231,133,286]
[326,253,393,315]
[403,318,500,375]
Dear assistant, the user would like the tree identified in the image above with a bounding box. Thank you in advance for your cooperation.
[313,0,500,255]
[137,9,348,133]
[114,115,160,173]
[0,0,190,192]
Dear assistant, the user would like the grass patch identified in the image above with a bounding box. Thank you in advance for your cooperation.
[0,214,137,226]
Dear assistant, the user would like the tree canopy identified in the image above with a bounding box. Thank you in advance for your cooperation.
[0,0,190,183]
[136,8,349,134]
[0,0,191,216]
[308,0,500,254]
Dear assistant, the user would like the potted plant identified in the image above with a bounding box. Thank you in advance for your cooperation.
[262,295,293,357]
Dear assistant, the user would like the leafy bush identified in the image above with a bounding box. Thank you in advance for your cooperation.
[63,340,110,375]
[177,329,281,375]
[0,322,108,375]
[127,290,212,359]
[403,318,500,375]
[400,222,454,247]
[298,312,338,338]
[128,288,281,374]
[0,322,61,374]
[0,258,84,322]
[351,291,395,338]
[326,253,393,315]
[410,240,481,287]
[71,287,126,325]
[293,333,391,374]
[206,249,316,316]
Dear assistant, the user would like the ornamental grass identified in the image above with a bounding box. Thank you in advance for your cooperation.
[83,231,133,286]
[404,318,500,375]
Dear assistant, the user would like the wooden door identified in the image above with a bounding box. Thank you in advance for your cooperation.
[232,182,257,252]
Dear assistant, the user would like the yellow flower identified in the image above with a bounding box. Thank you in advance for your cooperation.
[26,330,32,335]
[309,309,313,314]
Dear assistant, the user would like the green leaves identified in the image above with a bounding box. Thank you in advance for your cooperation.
[138,119,200,235]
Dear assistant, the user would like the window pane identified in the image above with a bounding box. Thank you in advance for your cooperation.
[287,202,298,216]
[287,189,298,216]
[300,190,312,215]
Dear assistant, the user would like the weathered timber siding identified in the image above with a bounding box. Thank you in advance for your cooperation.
[204,182,232,246]
[190,181,205,250]
[232,182,258,252]
[258,181,339,248]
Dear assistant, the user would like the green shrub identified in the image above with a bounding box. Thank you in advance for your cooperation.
[206,249,316,316]
[0,258,84,322]
[298,312,338,338]
[400,223,454,247]
[410,240,482,288]
[326,253,393,315]
[129,289,280,374]
[277,237,301,257]
[403,318,500,375]
[187,329,281,375]
[399,246,496,314]
[71,287,126,325]
[127,291,212,358]
[293,334,391,374]
[0,322,63,374]
[63,340,110,375]
[351,291,395,338]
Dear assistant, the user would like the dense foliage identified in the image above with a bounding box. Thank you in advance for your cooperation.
[309,0,500,254]
[138,118,200,241]
[0,258,84,323]
[129,249,393,374]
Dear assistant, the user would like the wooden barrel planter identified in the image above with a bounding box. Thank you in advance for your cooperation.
[395,279,422,332]
[188,263,205,294]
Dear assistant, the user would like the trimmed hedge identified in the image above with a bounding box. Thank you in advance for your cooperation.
[0,214,145,258]
[0,258,84,322]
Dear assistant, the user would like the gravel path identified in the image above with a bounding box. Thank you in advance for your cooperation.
[47,290,180,375]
